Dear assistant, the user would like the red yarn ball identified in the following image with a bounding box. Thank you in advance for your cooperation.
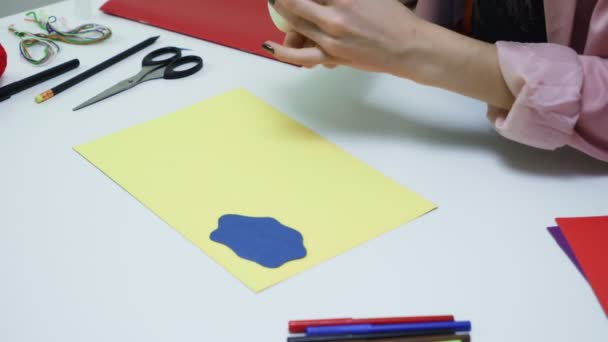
[0,43,7,79]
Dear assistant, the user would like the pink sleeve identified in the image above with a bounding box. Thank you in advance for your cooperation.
[488,42,608,162]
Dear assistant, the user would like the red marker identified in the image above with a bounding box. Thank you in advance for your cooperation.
[288,315,455,333]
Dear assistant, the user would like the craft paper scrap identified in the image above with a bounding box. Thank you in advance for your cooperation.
[210,214,307,268]
[74,88,436,292]
[556,216,608,316]
[547,226,586,277]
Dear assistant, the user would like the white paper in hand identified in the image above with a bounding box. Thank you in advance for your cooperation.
[268,2,290,32]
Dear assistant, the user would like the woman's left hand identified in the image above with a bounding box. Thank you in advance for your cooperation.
[264,0,423,77]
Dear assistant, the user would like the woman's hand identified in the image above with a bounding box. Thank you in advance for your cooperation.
[264,0,422,76]
[264,0,515,110]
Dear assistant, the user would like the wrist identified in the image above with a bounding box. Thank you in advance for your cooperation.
[389,18,515,109]
[390,18,461,85]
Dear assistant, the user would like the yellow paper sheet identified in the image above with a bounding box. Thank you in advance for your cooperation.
[74,88,436,292]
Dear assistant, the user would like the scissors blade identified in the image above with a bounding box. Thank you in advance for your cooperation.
[72,78,140,111]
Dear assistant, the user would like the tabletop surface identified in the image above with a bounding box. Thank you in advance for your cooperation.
[1,1,607,341]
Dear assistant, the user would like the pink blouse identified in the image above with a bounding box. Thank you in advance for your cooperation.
[415,0,608,162]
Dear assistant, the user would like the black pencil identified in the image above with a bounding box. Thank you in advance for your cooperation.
[0,59,80,102]
[35,36,160,103]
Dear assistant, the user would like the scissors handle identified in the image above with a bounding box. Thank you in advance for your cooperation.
[142,47,182,67]
[163,55,204,80]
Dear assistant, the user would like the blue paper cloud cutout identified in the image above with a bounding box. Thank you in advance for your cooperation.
[210,214,307,268]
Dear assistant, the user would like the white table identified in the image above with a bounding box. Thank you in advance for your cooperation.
[1,1,607,341]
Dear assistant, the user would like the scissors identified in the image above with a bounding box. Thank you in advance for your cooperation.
[73,46,203,111]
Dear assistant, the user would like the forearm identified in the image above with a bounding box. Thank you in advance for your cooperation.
[393,18,515,110]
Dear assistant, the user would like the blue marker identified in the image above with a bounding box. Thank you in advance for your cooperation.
[306,321,471,336]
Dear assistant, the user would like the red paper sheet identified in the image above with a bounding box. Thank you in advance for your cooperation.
[100,0,285,61]
[556,216,608,317]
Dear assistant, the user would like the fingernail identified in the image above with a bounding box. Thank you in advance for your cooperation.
[262,43,275,54]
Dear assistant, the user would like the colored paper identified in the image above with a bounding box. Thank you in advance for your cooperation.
[547,226,586,277]
[74,88,436,292]
[100,0,286,61]
[210,214,307,268]
[556,216,608,316]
